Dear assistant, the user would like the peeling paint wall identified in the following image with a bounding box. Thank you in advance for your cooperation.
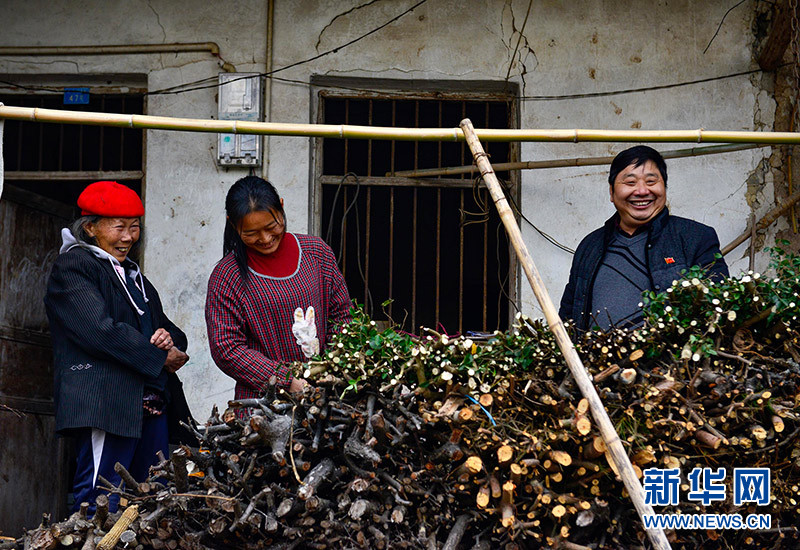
[2,0,777,415]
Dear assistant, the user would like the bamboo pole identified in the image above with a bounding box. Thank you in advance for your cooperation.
[390,143,766,178]
[459,118,671,550]
[1,104,800,144]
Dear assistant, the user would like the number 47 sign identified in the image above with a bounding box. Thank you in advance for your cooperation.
[64,88,90,105]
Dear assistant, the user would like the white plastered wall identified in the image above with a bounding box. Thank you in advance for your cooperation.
[1,0,774,416]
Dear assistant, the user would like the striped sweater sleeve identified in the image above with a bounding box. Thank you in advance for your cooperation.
[205,262,293,391]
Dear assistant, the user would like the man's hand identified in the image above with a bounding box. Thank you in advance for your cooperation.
[164,347,189,373]
[151,328,174,350]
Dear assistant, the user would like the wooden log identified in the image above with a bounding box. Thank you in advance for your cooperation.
[28,528,56,550]
[455,407,474,423]
[619,368,637,385]
[140,505,168,535]
[171,448,188,493]
[476,485,491,508]
[80,535,96,550]
[632,449,657,467]
[574,414,592,436]
[348,499,376,520]
[758,0,792,71]
[390,505,406,523]
[497,445,514,466]
[548,450,572,468]
[695,430,722,450]
[276,498,303,518]
[459,456,484,476]
[500,481,516,528]
[442,514,472,550]
[489,474,502,499]
[249,414,293,463]
[583,436,607,459]
[93,495,109,529]
[113,462,141,494]
[118,530,136,547]
[593,364,620,384]
[297,458,335,500]
[460,118,670,550]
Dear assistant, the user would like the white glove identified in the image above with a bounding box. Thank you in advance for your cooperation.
[292,306,320,359]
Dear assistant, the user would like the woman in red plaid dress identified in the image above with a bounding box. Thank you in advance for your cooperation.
[206,176,351,399]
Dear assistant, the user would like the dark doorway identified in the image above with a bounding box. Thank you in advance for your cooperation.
[0,90,144,535]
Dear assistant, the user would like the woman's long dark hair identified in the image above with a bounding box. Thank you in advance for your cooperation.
[224,176,286,283]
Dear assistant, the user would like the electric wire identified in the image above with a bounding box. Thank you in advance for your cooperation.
[325,173,374,316]
[0,0,428,97]
[460,173,573,253]
[2,64,786,105]
[518,67,768,101]
[141,0,429,97]
[703,0,748,55]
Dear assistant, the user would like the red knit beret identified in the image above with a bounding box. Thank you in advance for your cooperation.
[77,181,144,217]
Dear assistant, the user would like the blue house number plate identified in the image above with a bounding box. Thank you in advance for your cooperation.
[64,88,90,105]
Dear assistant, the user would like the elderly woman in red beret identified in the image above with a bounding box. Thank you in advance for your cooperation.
[44,181,191,513]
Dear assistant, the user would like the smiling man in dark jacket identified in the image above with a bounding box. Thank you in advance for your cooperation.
[559,145,729,332]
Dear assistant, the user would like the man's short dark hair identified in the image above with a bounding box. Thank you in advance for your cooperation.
[608,145,667,187]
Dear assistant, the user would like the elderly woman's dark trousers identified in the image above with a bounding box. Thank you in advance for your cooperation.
[71,414,168,514]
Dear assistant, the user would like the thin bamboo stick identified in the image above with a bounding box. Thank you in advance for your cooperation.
[1,104,800,144]
[459,118,671,550]
[390,143,767,178]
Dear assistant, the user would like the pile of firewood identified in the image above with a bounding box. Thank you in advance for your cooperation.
[8,245,800,549]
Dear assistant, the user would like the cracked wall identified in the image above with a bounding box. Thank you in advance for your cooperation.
[2,0,777,415]
[750,0,800,255]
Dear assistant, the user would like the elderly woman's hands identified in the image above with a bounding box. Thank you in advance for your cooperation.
[151,328,174,350]
[164,347,189,373]
[152,329,189,372]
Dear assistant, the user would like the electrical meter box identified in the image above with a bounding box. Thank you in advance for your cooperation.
[217,73,262,166]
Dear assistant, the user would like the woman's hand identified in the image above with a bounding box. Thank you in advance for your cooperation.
[164,347,189,373]
[288,377,307,393]
[151,328,174,350]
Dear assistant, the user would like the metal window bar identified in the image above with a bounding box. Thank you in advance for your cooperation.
[364,99,373,309]
[435,101,442,328]
[99,95,105,171]
[319,93,515,334]
[389,100,396,321]
[0,93,144,214]
[459,100,466,334]
[412,100,419,330]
